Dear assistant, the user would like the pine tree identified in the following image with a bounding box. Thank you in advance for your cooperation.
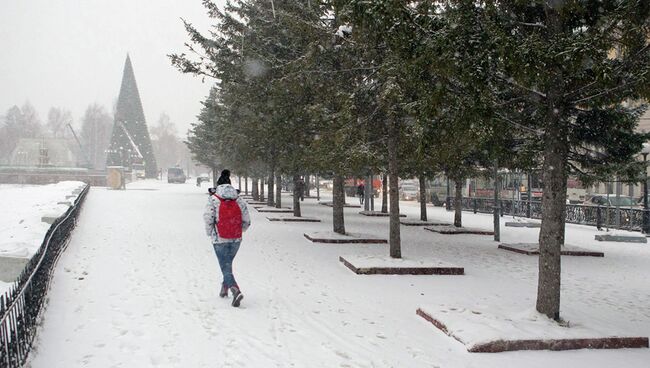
[484,0,650,320]
[347,0,439,256]
[106,55,158,178]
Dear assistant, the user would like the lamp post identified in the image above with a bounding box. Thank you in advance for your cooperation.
[642,143,650,234]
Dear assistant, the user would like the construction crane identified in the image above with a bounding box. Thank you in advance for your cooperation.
[67,123,92,168]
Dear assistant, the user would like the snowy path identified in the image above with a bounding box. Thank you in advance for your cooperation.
[28,181,650,367]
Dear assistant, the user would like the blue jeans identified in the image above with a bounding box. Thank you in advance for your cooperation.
[213,240,241,289]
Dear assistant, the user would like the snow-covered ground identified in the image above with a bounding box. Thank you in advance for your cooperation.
[27,180,650,367]
[0,181,85,294]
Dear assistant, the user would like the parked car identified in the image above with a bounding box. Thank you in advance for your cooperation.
[583,194,641,208]
[399,185,419,201]
[167,167,187,183]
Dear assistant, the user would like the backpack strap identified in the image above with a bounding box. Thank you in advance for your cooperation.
[214,194,235,202]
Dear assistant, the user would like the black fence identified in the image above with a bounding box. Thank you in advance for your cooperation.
[0,184,90,368]
[448,197,645,231]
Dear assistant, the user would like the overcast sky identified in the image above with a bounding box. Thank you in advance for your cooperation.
[0,0,225,135]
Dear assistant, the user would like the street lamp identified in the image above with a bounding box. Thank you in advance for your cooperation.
[642,143,650,234]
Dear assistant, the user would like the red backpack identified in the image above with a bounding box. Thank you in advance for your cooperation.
[215,196,243,239]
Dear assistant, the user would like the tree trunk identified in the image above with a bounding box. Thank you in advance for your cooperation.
[493,161,500,242]
[238,176,242,192]
[332,174,346,234]
[267,170,274,207]
[370,174,375,211]
[245,177,248,195]
[211,166,218,185]
[536,114,568,321]
[454,179,463,227]
[260,177,265,202]
[536,138,567,320]
[388,122,401,258]
[275,173,282,208]
[305,174,311,197]
[364,174,371,211]
[252,178,259,201]
[446,177,451,211]
[419,175,427,221]
[381,173,388,213]
[292,174,302,217]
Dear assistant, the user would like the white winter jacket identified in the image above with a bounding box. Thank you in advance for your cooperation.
[203,184,251,244]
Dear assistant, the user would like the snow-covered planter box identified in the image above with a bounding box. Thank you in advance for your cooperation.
[0,254,29,283]
[267,216,321,222]
[41,215,60,225]
[505,221,541,228]
[400,219,451,226]
[416,306,648,352]
[246,200,267,205]
[303,231,387,244]
[424,225,494,235]
[339,255,464,275]
[358,211,406,217]
[594,234,647,243]
[319,201,361,208]
[498,243,604,257]
[291,194,318,199]
[256,207,293,213]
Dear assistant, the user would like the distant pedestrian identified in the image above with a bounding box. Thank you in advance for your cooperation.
[296,177,305,201]
[356,183,365,205]
[204,170,251,307]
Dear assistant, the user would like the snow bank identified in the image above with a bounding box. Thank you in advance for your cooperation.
[0,181,86,294]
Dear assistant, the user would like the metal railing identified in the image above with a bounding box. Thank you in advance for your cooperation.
[448,197,645,231]
[0,184,90,368]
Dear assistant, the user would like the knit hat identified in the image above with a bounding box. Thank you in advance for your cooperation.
[217,169,231,185]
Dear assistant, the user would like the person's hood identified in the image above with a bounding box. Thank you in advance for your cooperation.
[215,184,238,199]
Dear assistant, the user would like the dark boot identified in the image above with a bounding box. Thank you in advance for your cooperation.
[219,284,228,298]
[230,286,244,307]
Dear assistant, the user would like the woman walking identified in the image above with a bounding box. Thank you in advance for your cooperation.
[204,170,251,307]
